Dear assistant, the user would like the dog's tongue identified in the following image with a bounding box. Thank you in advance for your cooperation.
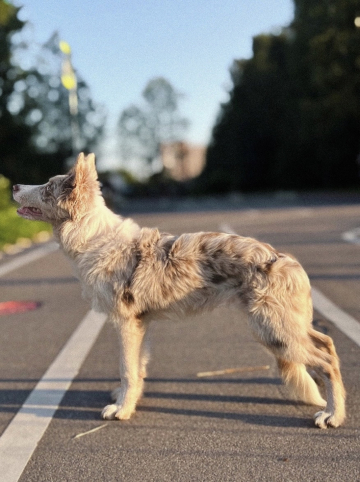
[17,207,31,215]
[17,207,42,216]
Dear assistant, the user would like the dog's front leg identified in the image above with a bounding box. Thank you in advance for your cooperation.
[102,316,146,420]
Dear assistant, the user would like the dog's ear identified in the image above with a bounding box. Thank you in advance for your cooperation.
[62,171,76,192]
[85,153,96,170]
[73,152,98,185]
[57,171,76,209]
[74,152,96,170]
[58,153,101,219]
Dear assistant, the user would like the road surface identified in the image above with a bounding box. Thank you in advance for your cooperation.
[0,202,359,481]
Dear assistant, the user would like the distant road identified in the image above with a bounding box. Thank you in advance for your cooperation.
[0,202,359,481]
[119,190,360,215]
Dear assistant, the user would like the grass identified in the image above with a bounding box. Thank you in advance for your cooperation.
[0,175,52,251]
[0,205,52,250]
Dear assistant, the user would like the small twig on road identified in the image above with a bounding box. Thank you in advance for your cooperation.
[73,423,108,439]
[196,365,270,378]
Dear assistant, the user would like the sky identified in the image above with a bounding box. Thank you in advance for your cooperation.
[15,0,294,170]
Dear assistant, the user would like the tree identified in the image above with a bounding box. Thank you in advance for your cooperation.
[0,14,106,184]
[20,32,106,179]
[118,77,188,176]
[289,0,360,187]
[0,0,34,183]
[201,0,360,192]
[203,33,294,192]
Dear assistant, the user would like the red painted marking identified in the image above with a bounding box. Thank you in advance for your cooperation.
[0,301,42,315]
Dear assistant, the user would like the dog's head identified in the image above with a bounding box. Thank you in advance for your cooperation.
[13,153,102,225]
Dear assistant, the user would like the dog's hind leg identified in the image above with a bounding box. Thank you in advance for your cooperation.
[275,333,345,428]
[307,329,346,428]
[276,358,326,408]
[102,316,148,420]
[249,308,343,427]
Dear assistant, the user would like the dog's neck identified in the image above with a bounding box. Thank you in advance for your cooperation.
[53,200,140,260]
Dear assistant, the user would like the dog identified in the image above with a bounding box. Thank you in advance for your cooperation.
[13,153,346,428]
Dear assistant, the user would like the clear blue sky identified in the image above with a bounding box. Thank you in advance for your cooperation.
[16,0,294,170]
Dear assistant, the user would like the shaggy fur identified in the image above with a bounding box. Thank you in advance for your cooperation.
[13,153,346,428]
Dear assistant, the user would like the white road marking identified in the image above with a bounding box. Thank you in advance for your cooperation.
[342,227,360,245]
[311,288,360,347]
[0,242,59,278]
[219,223,236,234]
[220,223,360,349]
[0,309,107,482]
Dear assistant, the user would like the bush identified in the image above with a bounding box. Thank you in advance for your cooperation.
[0,175,51,250]
[0,175,11,209]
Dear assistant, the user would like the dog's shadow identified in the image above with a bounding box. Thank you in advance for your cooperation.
[0,377,313,428]
[137,377,313,428]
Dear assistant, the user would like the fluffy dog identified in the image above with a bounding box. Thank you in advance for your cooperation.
[13,153,346,428]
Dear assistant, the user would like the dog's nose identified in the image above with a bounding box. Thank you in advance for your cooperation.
[13,184,20,192]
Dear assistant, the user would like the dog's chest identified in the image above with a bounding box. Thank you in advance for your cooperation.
[72,250,136,313]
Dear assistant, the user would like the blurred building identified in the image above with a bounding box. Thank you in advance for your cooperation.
[161,142,206,181]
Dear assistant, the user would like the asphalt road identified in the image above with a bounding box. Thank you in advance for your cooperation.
[0,202,360,481]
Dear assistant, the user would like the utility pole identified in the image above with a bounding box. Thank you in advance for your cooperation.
[59,40,81,155]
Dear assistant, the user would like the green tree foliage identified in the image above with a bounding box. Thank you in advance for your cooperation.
[291,0,360,187]
[0,4,105,184]
[13,32,106,182]
[118,77,188,176]
[0,0,34,183]
[202,0,360,192]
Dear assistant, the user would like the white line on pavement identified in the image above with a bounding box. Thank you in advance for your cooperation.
[0,309,107,482]
[219,223,236,234]
[0,242,59,278]
[311,288,360,348]
[342,227,360,245]
[220,223,360,349]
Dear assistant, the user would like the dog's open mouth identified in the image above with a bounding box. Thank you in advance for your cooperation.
[17,206,43,220]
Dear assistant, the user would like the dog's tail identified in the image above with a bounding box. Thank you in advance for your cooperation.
[277,358,326,407]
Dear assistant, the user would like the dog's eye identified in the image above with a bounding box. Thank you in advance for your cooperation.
[46,184,52,192]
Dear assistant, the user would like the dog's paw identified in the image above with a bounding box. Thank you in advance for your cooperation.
[101,403,134,421]
[314,410,342,429]
[110,386,121,402]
